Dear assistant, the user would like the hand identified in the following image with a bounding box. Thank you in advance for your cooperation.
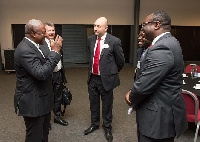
[50,35,63,53]
[125,90,132,106]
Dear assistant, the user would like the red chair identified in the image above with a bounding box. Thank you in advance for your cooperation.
[185,64,200,73]
[182,89,200,142]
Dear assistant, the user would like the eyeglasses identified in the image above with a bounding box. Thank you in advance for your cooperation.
[141,21,158,28]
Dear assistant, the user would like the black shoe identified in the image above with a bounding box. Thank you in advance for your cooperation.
[105,131,113,142]
[54,118,68,126]
[84,126,99,135]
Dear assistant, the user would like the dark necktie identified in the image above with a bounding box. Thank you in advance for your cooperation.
[93,38,101,75]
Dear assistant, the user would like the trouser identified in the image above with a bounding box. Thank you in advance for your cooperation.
[138,131,174,142]
[52,70,64,119]
[23,113,51,142]
[88,74,113,131]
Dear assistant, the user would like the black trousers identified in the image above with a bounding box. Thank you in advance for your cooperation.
[138,131,174,142]
[23,113,51,142]
[88,74,113,131]
[52,70,64,119]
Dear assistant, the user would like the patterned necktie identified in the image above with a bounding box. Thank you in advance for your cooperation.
[93,38,101,75]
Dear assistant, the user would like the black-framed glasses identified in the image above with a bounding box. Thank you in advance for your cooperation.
[141,21,158,28]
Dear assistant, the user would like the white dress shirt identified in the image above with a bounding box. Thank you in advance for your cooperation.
[45,38,62,72]
[92,33,107,75]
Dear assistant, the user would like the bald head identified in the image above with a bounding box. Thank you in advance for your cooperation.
[95,17,108,27]
[94,17,108,38]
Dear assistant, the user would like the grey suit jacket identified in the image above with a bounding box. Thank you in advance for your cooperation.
[87,33,125,91]
[130,33,188,139]
[14,37,61,117]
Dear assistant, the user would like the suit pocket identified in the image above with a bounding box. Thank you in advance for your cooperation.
[141,101,158,112]
[137,102,159,135]
[38,91,48,97]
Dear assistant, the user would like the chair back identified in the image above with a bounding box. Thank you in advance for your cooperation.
[185,64,200,73]
[182,89,199,124]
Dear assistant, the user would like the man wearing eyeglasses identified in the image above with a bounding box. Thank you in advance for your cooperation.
[125,11,188,142]
[14,19,63,142]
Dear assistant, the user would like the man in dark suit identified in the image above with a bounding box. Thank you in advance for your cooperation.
[84,17,125,142]
[133,30,151,81]
[14,19,63,142]
[40,22,68,126]
[125,11,188,142]
[137,30,151,62]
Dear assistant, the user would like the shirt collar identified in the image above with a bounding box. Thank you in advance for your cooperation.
[45,38,50,43]
[97,32,107,40]
[25,37,39,48]
[151,32,170,45]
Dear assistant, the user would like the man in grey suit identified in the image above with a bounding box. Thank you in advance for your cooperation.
[14,19,63,142]
[125,11,188,142]
[84,17,125,142]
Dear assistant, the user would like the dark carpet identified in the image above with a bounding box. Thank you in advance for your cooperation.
[0,66,196,142]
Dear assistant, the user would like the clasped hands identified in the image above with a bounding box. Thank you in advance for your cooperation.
[50,35,63,53]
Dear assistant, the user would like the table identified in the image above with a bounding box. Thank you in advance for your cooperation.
[182,73,200,97]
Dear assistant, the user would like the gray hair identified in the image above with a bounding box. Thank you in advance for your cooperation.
[44,21,54,27]
[25,19,43,34]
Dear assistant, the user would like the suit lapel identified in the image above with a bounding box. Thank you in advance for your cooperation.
[91,35,97,59]
[100,33,110,59]
[40,41,50,58]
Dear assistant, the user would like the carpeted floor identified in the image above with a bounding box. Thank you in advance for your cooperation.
[0,66,197,142]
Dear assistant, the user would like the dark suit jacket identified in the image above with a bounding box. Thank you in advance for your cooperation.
[87,33,125,91]
[129,33,188,139]
[40,40,66,83]
[137,47,144,62]
[14,37,61,117]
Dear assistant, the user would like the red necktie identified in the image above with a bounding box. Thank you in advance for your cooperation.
[93,38,101,75]
[148,44,152,48]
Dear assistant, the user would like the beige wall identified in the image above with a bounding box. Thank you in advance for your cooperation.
[0,0,200,64]
[140,0,200,26]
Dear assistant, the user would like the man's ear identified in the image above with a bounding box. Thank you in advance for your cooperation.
[105,26,108,32]
[154,21,161,30]
[31,31,36,38]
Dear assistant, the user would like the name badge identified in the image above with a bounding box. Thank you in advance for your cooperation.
[103,44,109,49]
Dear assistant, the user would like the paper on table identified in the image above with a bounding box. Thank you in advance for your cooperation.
[182,74,188,77]
[193,84,200,89]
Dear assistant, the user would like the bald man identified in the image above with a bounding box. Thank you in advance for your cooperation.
[14,19,63,142]
[84,17,125,142]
